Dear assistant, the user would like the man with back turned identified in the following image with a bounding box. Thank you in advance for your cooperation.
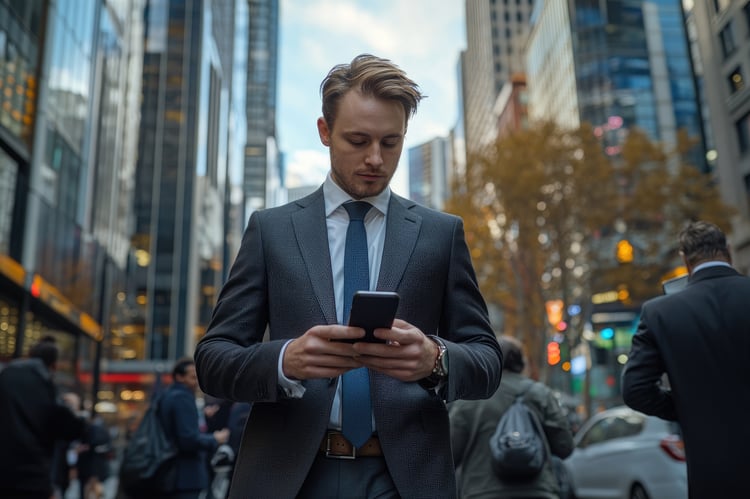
[622,221,750,498]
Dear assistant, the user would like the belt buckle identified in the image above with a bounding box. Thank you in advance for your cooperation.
[325,433,357,460]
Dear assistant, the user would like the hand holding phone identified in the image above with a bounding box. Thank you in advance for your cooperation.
[341,291,400,343]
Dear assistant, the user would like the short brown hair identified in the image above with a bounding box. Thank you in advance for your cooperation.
[320,53,424,130]
[679,221,730,267]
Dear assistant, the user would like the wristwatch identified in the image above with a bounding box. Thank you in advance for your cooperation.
[418,336,449,390]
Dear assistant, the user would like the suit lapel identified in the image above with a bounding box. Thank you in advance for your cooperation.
[291,189,337,324]
[377,194,421,291]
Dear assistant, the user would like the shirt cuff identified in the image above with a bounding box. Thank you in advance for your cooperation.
[277,339,305,398]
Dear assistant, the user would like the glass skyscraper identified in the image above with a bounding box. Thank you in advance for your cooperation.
[571,0,706,168]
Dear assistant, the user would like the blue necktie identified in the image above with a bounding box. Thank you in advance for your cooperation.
[342,201,373,449]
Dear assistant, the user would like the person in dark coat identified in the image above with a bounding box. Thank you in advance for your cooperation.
[155,357,229,499]
[0,335,87,499]
[449,335,574,498]
[77,415,113,498]
[622,221,750,499]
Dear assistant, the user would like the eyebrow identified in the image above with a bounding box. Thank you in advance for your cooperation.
[343,131,403,140]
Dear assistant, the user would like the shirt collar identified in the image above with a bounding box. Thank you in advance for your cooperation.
[692,260,732,273]
[323,172,390,217]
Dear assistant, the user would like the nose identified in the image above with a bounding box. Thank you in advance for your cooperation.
[365,143,383,166]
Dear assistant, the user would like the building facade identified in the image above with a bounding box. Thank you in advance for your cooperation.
[408,137,449,210]
[0,0,145,412]
[242,0,279,216]
[463,0,536,158]
[689,0,750,273]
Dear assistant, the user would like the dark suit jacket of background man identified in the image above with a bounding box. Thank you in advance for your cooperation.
[194,188,503,498]
[159,381,219,493]
[622,265,750,498]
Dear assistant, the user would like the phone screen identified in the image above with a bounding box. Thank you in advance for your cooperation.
[662,274,688,295]
[344,291,400,343]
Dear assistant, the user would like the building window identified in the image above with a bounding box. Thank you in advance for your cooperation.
[719,23,736,57]
[737,112,750,154]
[728,66,744,94]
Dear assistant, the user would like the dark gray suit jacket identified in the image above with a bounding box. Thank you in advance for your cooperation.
[622,265,750,499]
[194,188,503,498]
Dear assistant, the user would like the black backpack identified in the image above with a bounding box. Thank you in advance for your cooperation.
[118,393,178,494]
[488,382,549,481]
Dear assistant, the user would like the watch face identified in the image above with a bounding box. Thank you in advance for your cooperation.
[435,343,448,376]
[440,349,449,374]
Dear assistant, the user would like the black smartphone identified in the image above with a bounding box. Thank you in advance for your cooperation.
[342,291,400,343]
[662,274,688,294]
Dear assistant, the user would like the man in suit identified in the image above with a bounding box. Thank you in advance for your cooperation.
[156,358,229,499]
[622,221,750,498]
[194,54,503,498]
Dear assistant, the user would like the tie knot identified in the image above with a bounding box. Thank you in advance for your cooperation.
[344,201,372,221]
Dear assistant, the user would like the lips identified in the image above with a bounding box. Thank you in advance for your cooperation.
[357,171,383,180]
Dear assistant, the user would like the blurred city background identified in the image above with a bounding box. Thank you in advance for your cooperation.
[0,0,748,470]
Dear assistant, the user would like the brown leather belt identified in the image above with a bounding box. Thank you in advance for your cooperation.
[320,431,382,459]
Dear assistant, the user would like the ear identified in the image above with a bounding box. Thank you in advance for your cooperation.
[317,117,331,146]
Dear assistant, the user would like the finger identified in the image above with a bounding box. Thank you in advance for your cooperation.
[320,325,368,343]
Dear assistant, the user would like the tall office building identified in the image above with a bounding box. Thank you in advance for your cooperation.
[0,0,144,409]
[689,0,750,273]
[243,0,280,216]
[525,0,579,129]
[128,0,229,366]
[215,0,249,277]
[463,0,536,157]
[572,0,705,167]
[408,137,449,210]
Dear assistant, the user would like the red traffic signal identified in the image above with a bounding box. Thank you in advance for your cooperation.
[547,341,561,365]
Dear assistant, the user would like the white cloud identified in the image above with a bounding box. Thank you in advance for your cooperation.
[285,149,330,188]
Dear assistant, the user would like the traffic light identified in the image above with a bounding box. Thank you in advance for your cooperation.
[616,239,634,263]
[547,341,561,365]
[545,300,564,327]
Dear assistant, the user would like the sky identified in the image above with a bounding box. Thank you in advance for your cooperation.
[277,0,466,195]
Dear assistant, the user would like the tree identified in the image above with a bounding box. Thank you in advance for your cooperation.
[446,120,734,380]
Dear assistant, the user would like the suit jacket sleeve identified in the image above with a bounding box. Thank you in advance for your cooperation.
[194,211,285,403]
[621,303,678,421]
[437,216,503,402]
[164,390,217,453]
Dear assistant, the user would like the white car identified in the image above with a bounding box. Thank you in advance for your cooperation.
[564,406,687,499]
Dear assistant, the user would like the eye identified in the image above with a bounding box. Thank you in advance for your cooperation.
[349,139,366,146]
[382,140,400,148]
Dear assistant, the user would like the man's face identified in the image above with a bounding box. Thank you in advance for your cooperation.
[317,90,406,199]
[177,364,199,393]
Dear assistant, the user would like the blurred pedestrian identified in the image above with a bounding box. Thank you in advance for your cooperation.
[0,335,87,499]
[194,53,502,498]
[146,357,228,499]
[449,335,574,498]
[76,415,113,499]
[622,220,750,498]
[226,402,252,458]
